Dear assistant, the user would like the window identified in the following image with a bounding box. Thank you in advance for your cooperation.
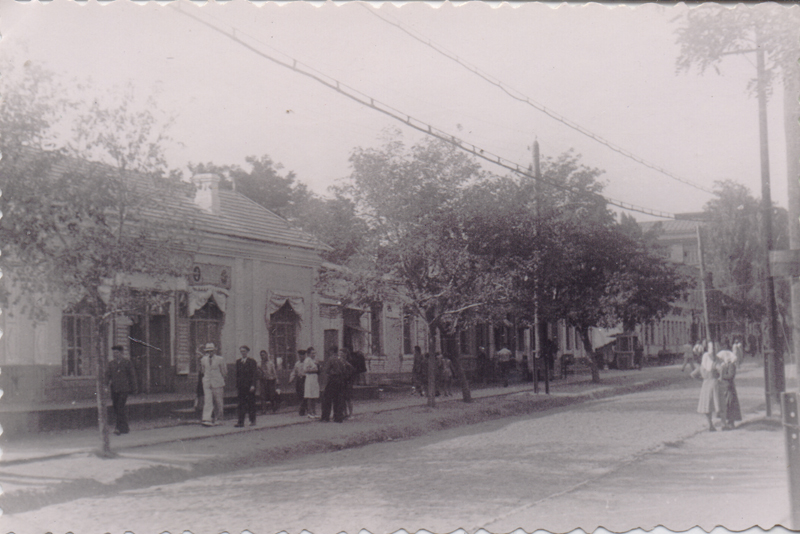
[190,299,223,373]
[270,301,298,370]
[566,327,573,350]
[62,313,96,377]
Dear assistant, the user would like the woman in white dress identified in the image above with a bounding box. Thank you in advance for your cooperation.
[691,342,721,431]
[303,347,320,418]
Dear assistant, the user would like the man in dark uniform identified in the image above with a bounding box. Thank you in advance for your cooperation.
[106,345,137,435]
[320,346,354,423]
[235,345,259,427]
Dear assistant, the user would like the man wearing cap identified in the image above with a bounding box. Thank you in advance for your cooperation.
[235,345,258,427]
[106,345,137,435]
[201,342,227,426]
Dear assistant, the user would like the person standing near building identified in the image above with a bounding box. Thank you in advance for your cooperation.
[201,342,227,427]
[345,349,367,417]
[259,350,279,414]
[412,346,426,396]
[303,347,320,418]
[235,345,258,427]
[194,348,205,416]
[106,345,137,435]
[496,347,512,388]
[320,346,355,423]
[289,350,307,415]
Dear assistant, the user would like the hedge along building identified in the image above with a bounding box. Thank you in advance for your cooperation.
[0,158,333,404]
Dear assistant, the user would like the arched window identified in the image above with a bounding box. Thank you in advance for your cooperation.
[270,301,298,370]
[190,298,224,373]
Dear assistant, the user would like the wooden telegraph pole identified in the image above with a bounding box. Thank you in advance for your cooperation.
[756,39,784,411]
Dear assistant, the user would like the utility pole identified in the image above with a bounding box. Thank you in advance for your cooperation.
[532,139,549,395]
[696,225,713,346]
[756,38,784,409]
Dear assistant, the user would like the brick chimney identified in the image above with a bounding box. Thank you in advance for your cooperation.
[191,173,221,214]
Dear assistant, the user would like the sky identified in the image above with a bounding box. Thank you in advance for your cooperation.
[0,0,792,221]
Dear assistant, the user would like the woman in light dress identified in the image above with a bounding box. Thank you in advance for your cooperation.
[691,342,721,431]
[303,347,320,418]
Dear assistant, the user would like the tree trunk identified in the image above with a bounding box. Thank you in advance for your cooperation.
[427,322,437,408]
[95,316,112,457]
[578,326,601,383]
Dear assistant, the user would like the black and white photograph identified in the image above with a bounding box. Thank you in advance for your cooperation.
[0,1,798,533]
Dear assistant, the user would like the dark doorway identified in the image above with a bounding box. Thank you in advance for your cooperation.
[129,310,172,394]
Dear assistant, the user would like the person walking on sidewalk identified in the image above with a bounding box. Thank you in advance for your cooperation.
[321,346,355,423]
[717,349,742,430]
[290,350,307,415]
[691,342,721,431]
[201,342,227,427]
[194,349,205,416]
[235,346,259,427]
[106,345,137,435]
[680,343,696,373]
[259,350,280,414]
[303,347,320,418]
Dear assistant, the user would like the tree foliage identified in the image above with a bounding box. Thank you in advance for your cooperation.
[675,3,800,97]
[322,133,688,386]
[0,62,194,455]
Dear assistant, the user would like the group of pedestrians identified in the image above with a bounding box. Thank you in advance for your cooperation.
[691,340,742,431]
[288,345,367,423]
[411,346,455,397]
[194,343,283,427]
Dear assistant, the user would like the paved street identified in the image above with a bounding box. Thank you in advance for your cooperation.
[0,362,790,534]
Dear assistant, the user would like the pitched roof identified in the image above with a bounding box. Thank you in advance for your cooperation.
[186,188,330,251]
[14,146,330,253]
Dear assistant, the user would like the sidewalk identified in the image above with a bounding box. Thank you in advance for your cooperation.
[0,363,772,517]
[0,365,682,464]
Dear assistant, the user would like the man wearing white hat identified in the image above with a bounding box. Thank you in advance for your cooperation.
[201,342,227,426]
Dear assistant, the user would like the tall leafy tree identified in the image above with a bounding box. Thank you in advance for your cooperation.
[675,3,800,361]
[323,133,500,405]
[0,67,193,456]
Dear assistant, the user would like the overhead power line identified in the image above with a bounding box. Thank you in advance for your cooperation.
[171,5,687,221]
[363,6,715,196]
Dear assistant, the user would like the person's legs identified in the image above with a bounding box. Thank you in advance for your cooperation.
[212,387,225,423]
[117,392,129,433]
[236,389,246,426]
[296,378,306,415]
[111,392,128,434]
[248,390,257,424]
[333,381,347,422]
[202,383,214,425]
[320,387,332,421]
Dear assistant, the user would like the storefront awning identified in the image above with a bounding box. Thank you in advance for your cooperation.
[189,286,229,316]
[267,292,305,323]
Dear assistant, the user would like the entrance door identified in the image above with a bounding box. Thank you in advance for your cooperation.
[128,311,172,393]
[148,314,170,392]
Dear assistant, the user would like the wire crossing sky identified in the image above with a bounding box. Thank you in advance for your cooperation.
[172,3,683,220]
[0,1,790,220]
[362,5,715,197]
